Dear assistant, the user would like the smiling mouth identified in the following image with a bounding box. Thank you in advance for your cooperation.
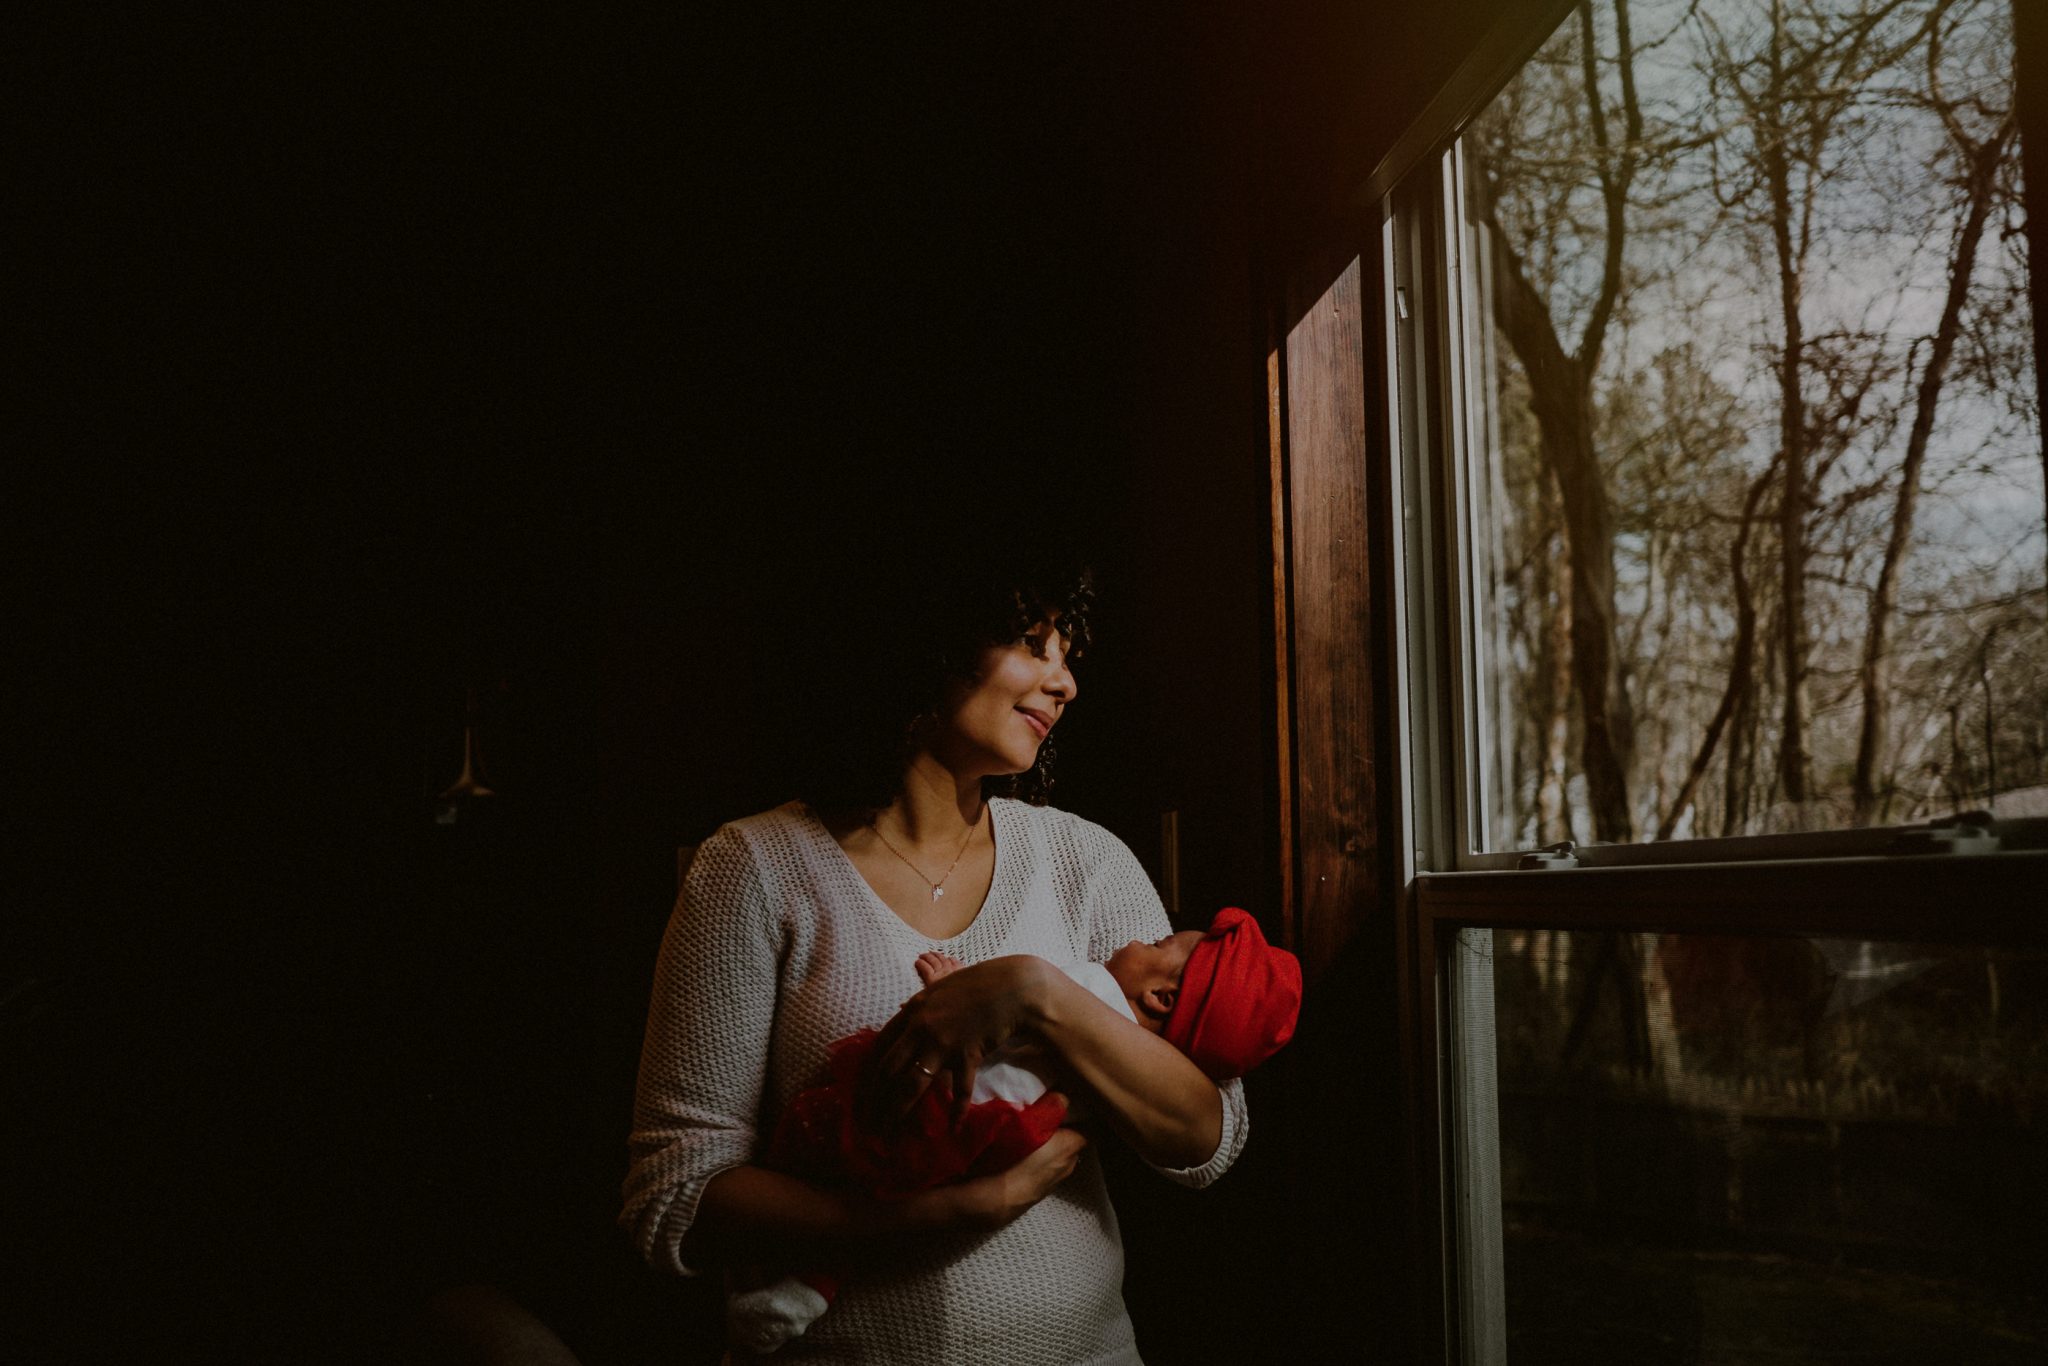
[1017,710,1051,740]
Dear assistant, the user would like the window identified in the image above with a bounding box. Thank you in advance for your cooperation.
[1403,859,2048,1364]
[1413,0,2046,866]
[1368,0,2048,1361]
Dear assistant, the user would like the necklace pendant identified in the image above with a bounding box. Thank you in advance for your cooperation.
[932,887,945,900]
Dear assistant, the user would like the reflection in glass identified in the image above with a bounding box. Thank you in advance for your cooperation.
[1468,927,2048,1362]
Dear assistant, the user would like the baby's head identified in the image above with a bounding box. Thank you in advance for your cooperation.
[1104,907,1303,1080]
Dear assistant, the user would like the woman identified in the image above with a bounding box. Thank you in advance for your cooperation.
[619,555,1247,1364]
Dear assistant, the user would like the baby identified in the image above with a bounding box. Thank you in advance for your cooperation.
[728,906,1303,1354]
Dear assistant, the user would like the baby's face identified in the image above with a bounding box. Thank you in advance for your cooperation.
[1105,930,1207,1027]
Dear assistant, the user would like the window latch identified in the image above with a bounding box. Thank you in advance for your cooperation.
[1886,811,2000,857]
[1518,839,1579,869]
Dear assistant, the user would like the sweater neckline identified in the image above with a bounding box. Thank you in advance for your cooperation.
[795,797,1013,948]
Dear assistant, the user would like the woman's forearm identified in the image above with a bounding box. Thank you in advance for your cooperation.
[684,1126,1090,1272]
[865,954,1224,1169]
[1023,961,1224,1169]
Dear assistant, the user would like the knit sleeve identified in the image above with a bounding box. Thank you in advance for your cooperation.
[618,824,781,1276]
[1072,818,1249,1190]
[1144,1076,1246,1189]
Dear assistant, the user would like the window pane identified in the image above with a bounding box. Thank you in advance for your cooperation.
[1458,0,2045,850]
[1470,926,2048,1363]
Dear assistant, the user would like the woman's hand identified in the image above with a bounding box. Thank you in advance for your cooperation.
[867,950,1223,1169]
[941,1124,1089,1231]
[862,954,1055,1124]
[689,1122,1085,1271]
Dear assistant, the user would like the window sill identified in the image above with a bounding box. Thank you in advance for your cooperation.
[1414,850,2048,942]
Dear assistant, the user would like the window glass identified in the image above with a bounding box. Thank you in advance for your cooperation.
[1459,0,2044,850]
[1469,925,2048,1363]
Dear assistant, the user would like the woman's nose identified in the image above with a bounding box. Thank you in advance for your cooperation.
[1045,653,1077,702]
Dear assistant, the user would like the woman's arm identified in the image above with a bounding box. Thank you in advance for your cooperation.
[1071,820,1248,1186]
[870,955,1223,1170]
[870,817,1249,1177]
[1025,959,1223,1168]
[683,1125,1090,1268]
[619,826,783,1275]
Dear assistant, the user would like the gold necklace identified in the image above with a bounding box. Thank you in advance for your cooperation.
[867,806,985,902]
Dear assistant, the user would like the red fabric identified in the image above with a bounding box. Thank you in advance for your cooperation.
[757,1029,1068,1315]
[1161,907,1303,1080]
[765,1029,1069,1203]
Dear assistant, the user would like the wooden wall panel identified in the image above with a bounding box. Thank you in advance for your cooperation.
[1282,256,1377,982]
[1268,347,1296,937]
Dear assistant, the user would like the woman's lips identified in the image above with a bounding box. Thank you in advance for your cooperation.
[1016,709,1051,740]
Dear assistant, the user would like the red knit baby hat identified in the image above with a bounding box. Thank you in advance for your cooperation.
[1161,907,1303,1080]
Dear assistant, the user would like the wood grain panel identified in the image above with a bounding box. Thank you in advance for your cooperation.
[1268,346,1296,941]
[1284,257,1378,983]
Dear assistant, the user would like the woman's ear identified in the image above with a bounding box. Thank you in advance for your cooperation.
[1140,986,1177,1020]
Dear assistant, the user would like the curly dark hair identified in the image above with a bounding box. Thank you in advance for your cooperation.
[788,546,1097,817]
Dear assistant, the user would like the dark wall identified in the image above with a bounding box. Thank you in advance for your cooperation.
[24,3,1517,1361]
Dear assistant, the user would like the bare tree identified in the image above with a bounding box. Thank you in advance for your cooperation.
[1700,0,1920,806]
[1473,0,2043,846]
[1851,0,2020,822]
[1536,490,1576,841]
[1477,0,1649,841]
[1658,456,1778,837]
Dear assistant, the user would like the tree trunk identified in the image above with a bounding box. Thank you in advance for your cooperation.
[1724,588,1772,836]
[1763,0,1814,805]
[1657,460,1775,839]
[1474,0,1641,843]
[1536,496,1574,841]
[1722,665,1757,837]
[1489,239,1634,841]
[1851,118,2017,824]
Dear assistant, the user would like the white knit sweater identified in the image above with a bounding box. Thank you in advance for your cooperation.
[620,797,1248,1365]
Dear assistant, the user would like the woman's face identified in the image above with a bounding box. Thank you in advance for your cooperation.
[930,613,1079,778]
